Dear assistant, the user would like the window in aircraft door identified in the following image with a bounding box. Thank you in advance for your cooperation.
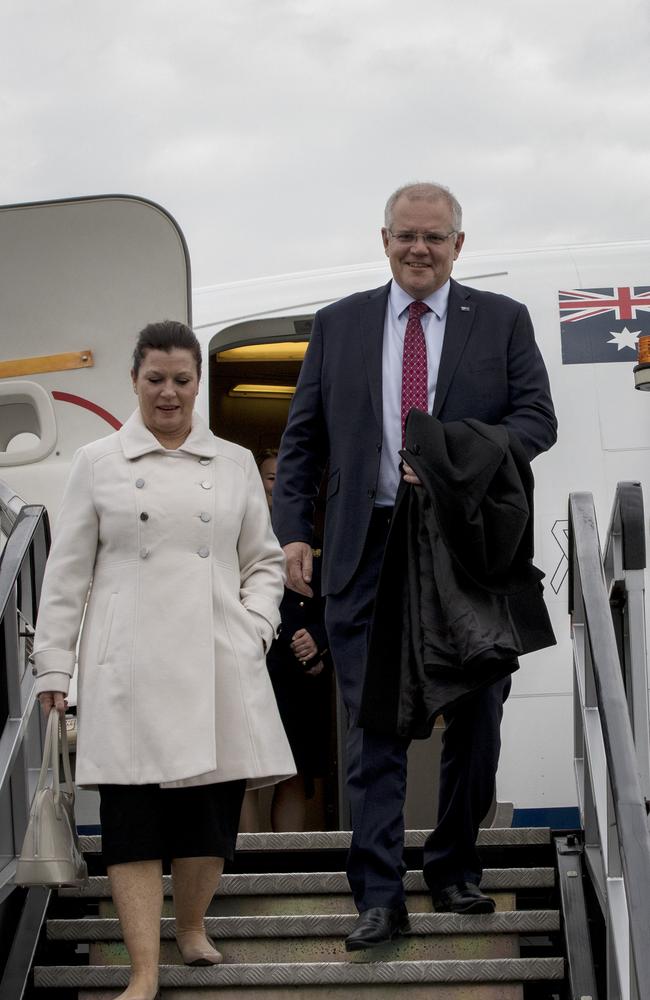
[0,381,57,467]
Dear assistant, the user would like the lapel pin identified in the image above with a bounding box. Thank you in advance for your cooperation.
[460,305,470,312]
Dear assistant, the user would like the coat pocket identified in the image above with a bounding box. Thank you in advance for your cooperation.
[97,593,118,665]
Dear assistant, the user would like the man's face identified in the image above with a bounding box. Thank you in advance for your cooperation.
[381,195,465,299]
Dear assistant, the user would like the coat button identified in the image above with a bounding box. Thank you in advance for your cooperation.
[32,667,37,676]
[139,547,150,559]
[367,488,376,499]
[200,512,211,523]
[140,512,149,521]
[135,478,145,488]
[376,442,382,452]
[299,601,304,607]
[199,457,211,465]
[198,547,210,558]
[201,481,212,490]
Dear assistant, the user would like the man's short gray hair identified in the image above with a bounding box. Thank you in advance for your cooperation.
[384,182,463,232]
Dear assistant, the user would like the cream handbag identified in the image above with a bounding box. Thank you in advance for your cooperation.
[15,708,88,887]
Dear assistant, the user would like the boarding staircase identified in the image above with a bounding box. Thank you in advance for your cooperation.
[34,826,563,999]
[2,478,650,999]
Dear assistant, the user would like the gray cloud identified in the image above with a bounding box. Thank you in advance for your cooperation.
[2,0,650,284]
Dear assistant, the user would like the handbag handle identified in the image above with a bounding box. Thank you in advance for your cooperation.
[36,710,75,820]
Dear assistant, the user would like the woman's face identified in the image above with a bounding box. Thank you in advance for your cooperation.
[132,348,199,442]
[259,456,277,510]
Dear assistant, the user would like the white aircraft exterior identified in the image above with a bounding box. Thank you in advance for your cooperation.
[2,195,649,829]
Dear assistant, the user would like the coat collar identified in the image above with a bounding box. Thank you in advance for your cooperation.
[359,282,392,430]
[119,408,219,460]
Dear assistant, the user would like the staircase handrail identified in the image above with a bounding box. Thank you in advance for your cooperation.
[0,500,49,818]
[0,478,27,538]
[0,480,51,999]
[602,481,650,801]
[569,487,650,1000]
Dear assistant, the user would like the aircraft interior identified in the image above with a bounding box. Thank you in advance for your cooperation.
[208,320,445,834]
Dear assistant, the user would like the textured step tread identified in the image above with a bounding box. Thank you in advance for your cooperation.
[47,909,560,941]
[76,985,525,1000]
[59,867,555,897]
[78,828,551,855]
[34,957,565,988]
[90,933,521,965]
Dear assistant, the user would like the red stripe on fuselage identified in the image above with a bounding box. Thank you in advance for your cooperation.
[52,391,122,430]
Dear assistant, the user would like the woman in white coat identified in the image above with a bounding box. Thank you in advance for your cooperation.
[32,320,295,1000]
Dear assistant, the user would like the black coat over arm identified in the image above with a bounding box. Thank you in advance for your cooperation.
[360,411,556,740]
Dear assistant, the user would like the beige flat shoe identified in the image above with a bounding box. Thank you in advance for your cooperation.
[175,930,223,966]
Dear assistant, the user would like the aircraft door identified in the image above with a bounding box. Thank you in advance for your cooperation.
[0,195,191,513]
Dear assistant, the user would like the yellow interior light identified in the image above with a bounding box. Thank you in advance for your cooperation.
[217,342,308,363]
[228,384,296,399]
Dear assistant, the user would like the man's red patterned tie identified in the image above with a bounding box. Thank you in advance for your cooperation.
[401,300,430,445]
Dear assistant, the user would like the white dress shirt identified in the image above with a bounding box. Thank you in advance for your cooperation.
[376,278,450,506]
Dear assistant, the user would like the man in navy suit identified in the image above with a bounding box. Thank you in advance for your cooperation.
[272,182,556,948]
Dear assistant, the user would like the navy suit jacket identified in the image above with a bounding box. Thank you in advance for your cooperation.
[273,278,557,597]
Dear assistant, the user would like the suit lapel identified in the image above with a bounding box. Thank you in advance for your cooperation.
[432,279,476,417]
[359,282,391,430]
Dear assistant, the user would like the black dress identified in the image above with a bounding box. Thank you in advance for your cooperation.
[266,550,331,793]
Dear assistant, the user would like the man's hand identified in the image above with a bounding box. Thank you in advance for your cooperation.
[402,461,422,486]
[283,541,314,597]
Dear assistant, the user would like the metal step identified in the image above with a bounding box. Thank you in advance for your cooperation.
[50,909,558,965]
[47,910,560,940]
[78,827,551,854]
[89,935,522,965]
[79,985,527,1000]
[34,957,565,990]
[96,890,516,919]
[59,866,555,898]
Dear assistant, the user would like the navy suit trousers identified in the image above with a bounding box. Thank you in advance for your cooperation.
[325,508,511,911]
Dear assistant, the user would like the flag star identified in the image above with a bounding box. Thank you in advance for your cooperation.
[607,327,641,351]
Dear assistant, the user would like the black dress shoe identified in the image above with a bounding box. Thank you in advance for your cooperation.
[344,904,410,951]
[432,881,495,914]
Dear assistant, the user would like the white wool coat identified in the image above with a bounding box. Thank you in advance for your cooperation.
[31,409,296,789]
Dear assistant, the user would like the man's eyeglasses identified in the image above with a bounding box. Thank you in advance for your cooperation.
[387,230,458,246]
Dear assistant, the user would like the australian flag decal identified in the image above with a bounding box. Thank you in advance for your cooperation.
[559,286,650,364]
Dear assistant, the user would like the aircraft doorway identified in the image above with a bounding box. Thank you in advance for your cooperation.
[208,319,447,836]
[209,321,338,833]
[209,340,306,452]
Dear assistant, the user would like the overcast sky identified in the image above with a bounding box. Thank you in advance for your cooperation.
[3,0,650,288]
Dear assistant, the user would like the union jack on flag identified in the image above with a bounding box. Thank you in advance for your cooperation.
[559,286,650,364]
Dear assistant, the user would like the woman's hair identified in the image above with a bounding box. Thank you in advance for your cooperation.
[132,320,203,380]
[256,447,279,469]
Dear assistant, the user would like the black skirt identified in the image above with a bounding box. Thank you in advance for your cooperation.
[98,779,246,867]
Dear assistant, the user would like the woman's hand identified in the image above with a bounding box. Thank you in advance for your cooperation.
[290,628,318,663]
[38,691,68,718]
